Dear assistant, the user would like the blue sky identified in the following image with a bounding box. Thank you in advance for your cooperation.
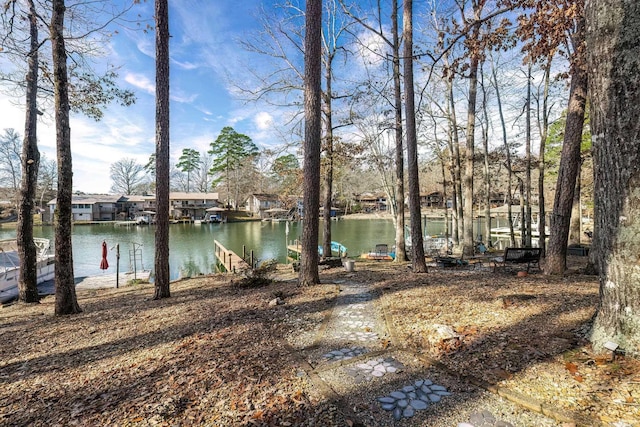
[0,0,289,194]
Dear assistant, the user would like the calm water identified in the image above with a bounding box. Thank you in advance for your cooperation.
[0,217,511,280]
[0,219,399,280]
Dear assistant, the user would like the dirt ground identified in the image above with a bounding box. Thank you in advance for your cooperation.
[0,256,638,427]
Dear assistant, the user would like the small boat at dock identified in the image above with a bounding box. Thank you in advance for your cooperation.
[0,238,55,304]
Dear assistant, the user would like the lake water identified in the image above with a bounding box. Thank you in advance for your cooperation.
[0,219,397,280]
[0,216,510,281]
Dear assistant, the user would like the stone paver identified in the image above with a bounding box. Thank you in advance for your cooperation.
[302,277,558,426]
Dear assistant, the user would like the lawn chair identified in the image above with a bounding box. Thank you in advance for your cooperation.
[375,244,389,257]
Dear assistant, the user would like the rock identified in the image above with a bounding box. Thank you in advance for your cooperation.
[428,393,441,402]
[390,391,406,399]
[402,407,415,418]
[410,399,428,410]
[393,407,403,420]
[268,297,283,306]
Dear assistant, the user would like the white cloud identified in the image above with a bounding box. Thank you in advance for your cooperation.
[124,73,155,95]
[254,112,273,130]
[172,59,199,70]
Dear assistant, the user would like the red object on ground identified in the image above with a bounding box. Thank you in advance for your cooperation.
[100,241,109,270]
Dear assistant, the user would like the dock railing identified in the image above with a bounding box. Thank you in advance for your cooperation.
[214,240,250,273]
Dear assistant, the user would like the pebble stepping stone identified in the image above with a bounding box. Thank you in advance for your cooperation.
[377,379,452,420]
[322,346,367,361]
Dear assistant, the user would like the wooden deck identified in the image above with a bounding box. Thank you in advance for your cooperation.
[214,240,250,273]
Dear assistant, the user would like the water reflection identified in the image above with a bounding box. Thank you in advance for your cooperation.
[0,216,524,281]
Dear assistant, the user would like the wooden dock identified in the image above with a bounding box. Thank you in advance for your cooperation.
[214,240,250,273]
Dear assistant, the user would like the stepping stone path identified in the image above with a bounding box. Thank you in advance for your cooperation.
[459,410,514,427]
[307,279,548,425]
[322,347,368,361]
[317,281,454,421]
[377,379,452,420]
[344,357,405,383]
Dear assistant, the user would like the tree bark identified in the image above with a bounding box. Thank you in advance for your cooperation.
[18,0,41,304]
[545,16,587,275]
[154,0,170,299]
[299,0,322,286]
[462,4,483,257]
[491,59,516,247]
[537,60,552,256]
[51,0,81,315]
[322,54,333,259]
[446,76,462,246]
[480,65,491,246]
[568,171,582,245]
[463,54,478,257]
[391,0,407,263]
[524,63,532,247]
[587,0,640,356]
[403,0,426,272]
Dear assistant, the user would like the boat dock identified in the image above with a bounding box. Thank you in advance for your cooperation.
[74,270,151,290]
[214,240,250,273]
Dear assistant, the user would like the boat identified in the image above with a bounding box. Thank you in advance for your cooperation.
[0,238,55,303]
[318,241,348,257]
[287,240,348,260]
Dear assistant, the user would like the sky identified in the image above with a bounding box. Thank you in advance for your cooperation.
[0,0,289,194]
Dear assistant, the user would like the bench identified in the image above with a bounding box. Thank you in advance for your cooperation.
[492,247,541,273]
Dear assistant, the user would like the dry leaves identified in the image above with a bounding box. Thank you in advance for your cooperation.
[1,259,638,426]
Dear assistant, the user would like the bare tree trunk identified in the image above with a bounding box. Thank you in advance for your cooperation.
[51,0,81,315]
[391,0,407,263]
[545,17,587,275]
[18,0,41,304]
[491,59,516,247]
[519,178,525,246]
[300,0,322,286]
[445,77,461,245]
[441,159,450,243]
[587,0,640,356]
[537,60,552,256]
[322,56,333,259]
[524,63,532,247]
[463,53,478,257]
[154,0,170,299]
[568,171,582,245]
[403,0,426,272]
[480,65,491,246]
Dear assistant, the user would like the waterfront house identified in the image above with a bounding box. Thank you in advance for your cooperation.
[48,192,221,222]
[245,194,282,218]
[47,194,121,221]
[355,192,387,213]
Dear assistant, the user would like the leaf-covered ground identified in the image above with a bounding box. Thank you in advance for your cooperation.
[0,259,637,426]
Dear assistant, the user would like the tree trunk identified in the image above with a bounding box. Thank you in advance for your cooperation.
[51,0,81,315]
[587,0,640,356]
[463,54,478,257]
[18,0,41,304]
[537,60,552,256]
[568,171,582,245]
[480,65,491,246]
[154,0,171,299]
[491,59,516,247]
[299,0,322,286]
[446,77,461,245]
[322,56,333,259]
[391,0,407,263]
[524,63,533,247]
[403,0,426,272]
[545,16,587,275]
